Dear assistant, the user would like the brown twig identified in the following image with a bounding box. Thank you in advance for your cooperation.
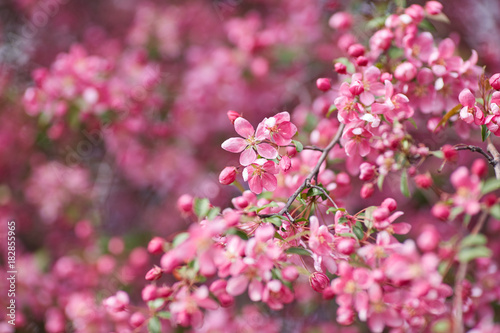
[454,144,496,166]
[486,138,500,179]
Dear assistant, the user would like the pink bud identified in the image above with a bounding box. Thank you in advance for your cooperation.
[316,78,332,92]
[219,166,237,185]
[458,88,476,107]
[347,43,365,58]
[471,159,488,177]
[394,62,417,82]
[373,207,389,222]
[381,198,397,212]
[177,194,193,213]
[489,73,500,90]
[141,285,157,302]
[360,183,374,198]
[417,225,440,252]
[349,80,364,96]
[337,238,356,255]
[328,12,353,30]
[432,203,450,221]
[381,72,393,82]
[231,196,249,209]
[282,266,299,281]
[157,285,173,298]
[483,193,497,207]
[336,172,350,186]
[442,144,458,162]
[337,307,354,325]
[145,266,163,281]
[414,174,433,189]
[322,286,335,300]
[359,162,375,181]
[334,62,347,74]
[227,110,241,124]
[147,237,165,254]
[130,312,146,328]
[425,1,443,15]
[356,56,368,66]
[309,272,330,292]
[279,155,292,173]
[405,4,424,23]
[223,211,240,227]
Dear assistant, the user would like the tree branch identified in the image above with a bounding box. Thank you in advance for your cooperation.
[486,138,500,179]
[260,123,345,220]
[285,144,325,152]
[454,144,495,166]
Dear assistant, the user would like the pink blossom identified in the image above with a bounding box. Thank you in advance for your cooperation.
[219,166,237,185]
[459,88,484,125]
[335,62,347,74]
[242,159,279,194]
[450,166,482,215]
[490,73,500,90]
[342,123,373,157]
[425,1,443,15]
[310,272,330,292]
[261,112,298,146]
[394,62,417,82]
[329,12,353,30]
[222,117,278,166]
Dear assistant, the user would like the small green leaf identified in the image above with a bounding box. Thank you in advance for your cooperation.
[388,47,404,59]
[481,125,491,142]
[460,234,487,248]
[148,317,162,333]
[157,311,171,320]
[400,170,410,197]
[449,206,464,220]
[427,12,451,24]
[172,232,189,247]
[377,174,385,191]
[326,104,337,118]
[431,150,444,159]
[334,57,355,73]
[458,246,492,263]
[148,299,166,310]
[490,205,500,220]
[418,19,436,32]
[366,16,387,30]
[286,247,311,256]
[226,228,249,240]
[265,216,282,227]
[481,178,500,195]
[338,232,357,239]
[353,225,364,240]
[292,140,304,153]
[407,117,418,129]
[431,318,451,333]
[274,232,284,241]
[326,207,346,215]
[207,207,221,220]
[194,198,210,218]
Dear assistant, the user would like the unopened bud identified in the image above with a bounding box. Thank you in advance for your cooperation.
[309,272,330,292]
[219,166,237,185]
[227,110,241,124]
[316,78,332,92]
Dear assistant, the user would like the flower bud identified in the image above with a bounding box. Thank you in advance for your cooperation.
[414,174,433,189]
[359,162,375,181]
[471,159,488,177]
[334,62,347,74]
[356,56,368,67]
[432,203,450,221]
[145,266,163,281]
[425,1,443,15]
[349,80,364,96]
[177,194,193,213]
[219,166,237,185]
[373,207,389,222]
[282,266,299,281]
[130,312,146,328]
[347,43,365,58]
[279,155,292,173]
[309,272,330,292]
[381,198,397,212]
[147,237,165,254]
[442,144,458,162]
[405,4,424,23]
[157,285,173,298]
[360,183,374,198]
[231,196,249,209]
[394,62,417,82]
[380,72,393,82]
[417,225,440,252]
[316,78,332,92]
[328,12,353,30]
[227,110,241,124]
[337,238,356,255]
[141,285,157,302]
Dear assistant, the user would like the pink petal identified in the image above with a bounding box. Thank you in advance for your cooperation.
[261,173,277,192]
[392,223,411,234]
[344,140,357,157]
[222,137,247,153]
[248,279,263,301]
[262,160,279,174]
[459,89,475,107]
[359,141,371,157]
[273,111,290,123]
[226,275,249,296]
[438,38,455,59]
[364,66,381,82]
[371,101,394,115]
[234,117,255,138]
[384,80,394,98]
[360,91,375,106]
[255,120,268,140]
[256,143,278,159]
[248,175,263,194]
[370,82,386,96]
[240,148,257,166]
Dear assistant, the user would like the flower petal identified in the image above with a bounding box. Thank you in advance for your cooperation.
[222,137,247,153]
[248,175,263,194]
[240,148,257,166]
[234,117,255,138]
[256,143,278,159]
[226,275,249,296]
[261,173,277,192]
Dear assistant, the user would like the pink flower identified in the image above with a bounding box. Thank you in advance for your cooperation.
[219,166,237,185]
[329,12,353,30]
[260,112,298,146]
[394,62,417,82]
[490,73,500,90]
[309,216,334,256]
[342,123,373,157]
[485,103,500,135]
[425,1,443,15]
[371,81,412,121]
[450,166,481,215]
[222,117,278,166]
[459,88,484,125]
[242,159,279,194]
[309,272,330,292]
[370,29,394,54]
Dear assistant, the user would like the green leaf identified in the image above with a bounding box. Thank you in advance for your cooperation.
[461,234,487,248]
[418,19,436,32]
[334,57,355,73]
[431,150,444,159]
[394,0,406,7]
[326,104,337,118]
[249,201,279,213]
[407,117,418,129]
[431,318,451,333]
[366,16,387,30]
[388,47,404,60]
[148,299,166,310]
[264,216,282,227]
[207,207,221,220]
[377,174,385,191]
[172,232,189,247]
[226,228,249,240]
[481,178,500,195]
[326,207,346,215]
[481,125,491,142]
[157,311,171,320]
[274,232,284,241]
[490,205,500,220]
[148,317,162,333]
[338,232,357,239]
[353,225,364,240]
[292,140,303,153]
[286,247,311,256]
[458,246,492,263]
[449,206,464,220]
[306,186,327,200]
[194,198,210,218]
[427,12,451,24]
[400,170,410,197]
[434,104,461,132]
